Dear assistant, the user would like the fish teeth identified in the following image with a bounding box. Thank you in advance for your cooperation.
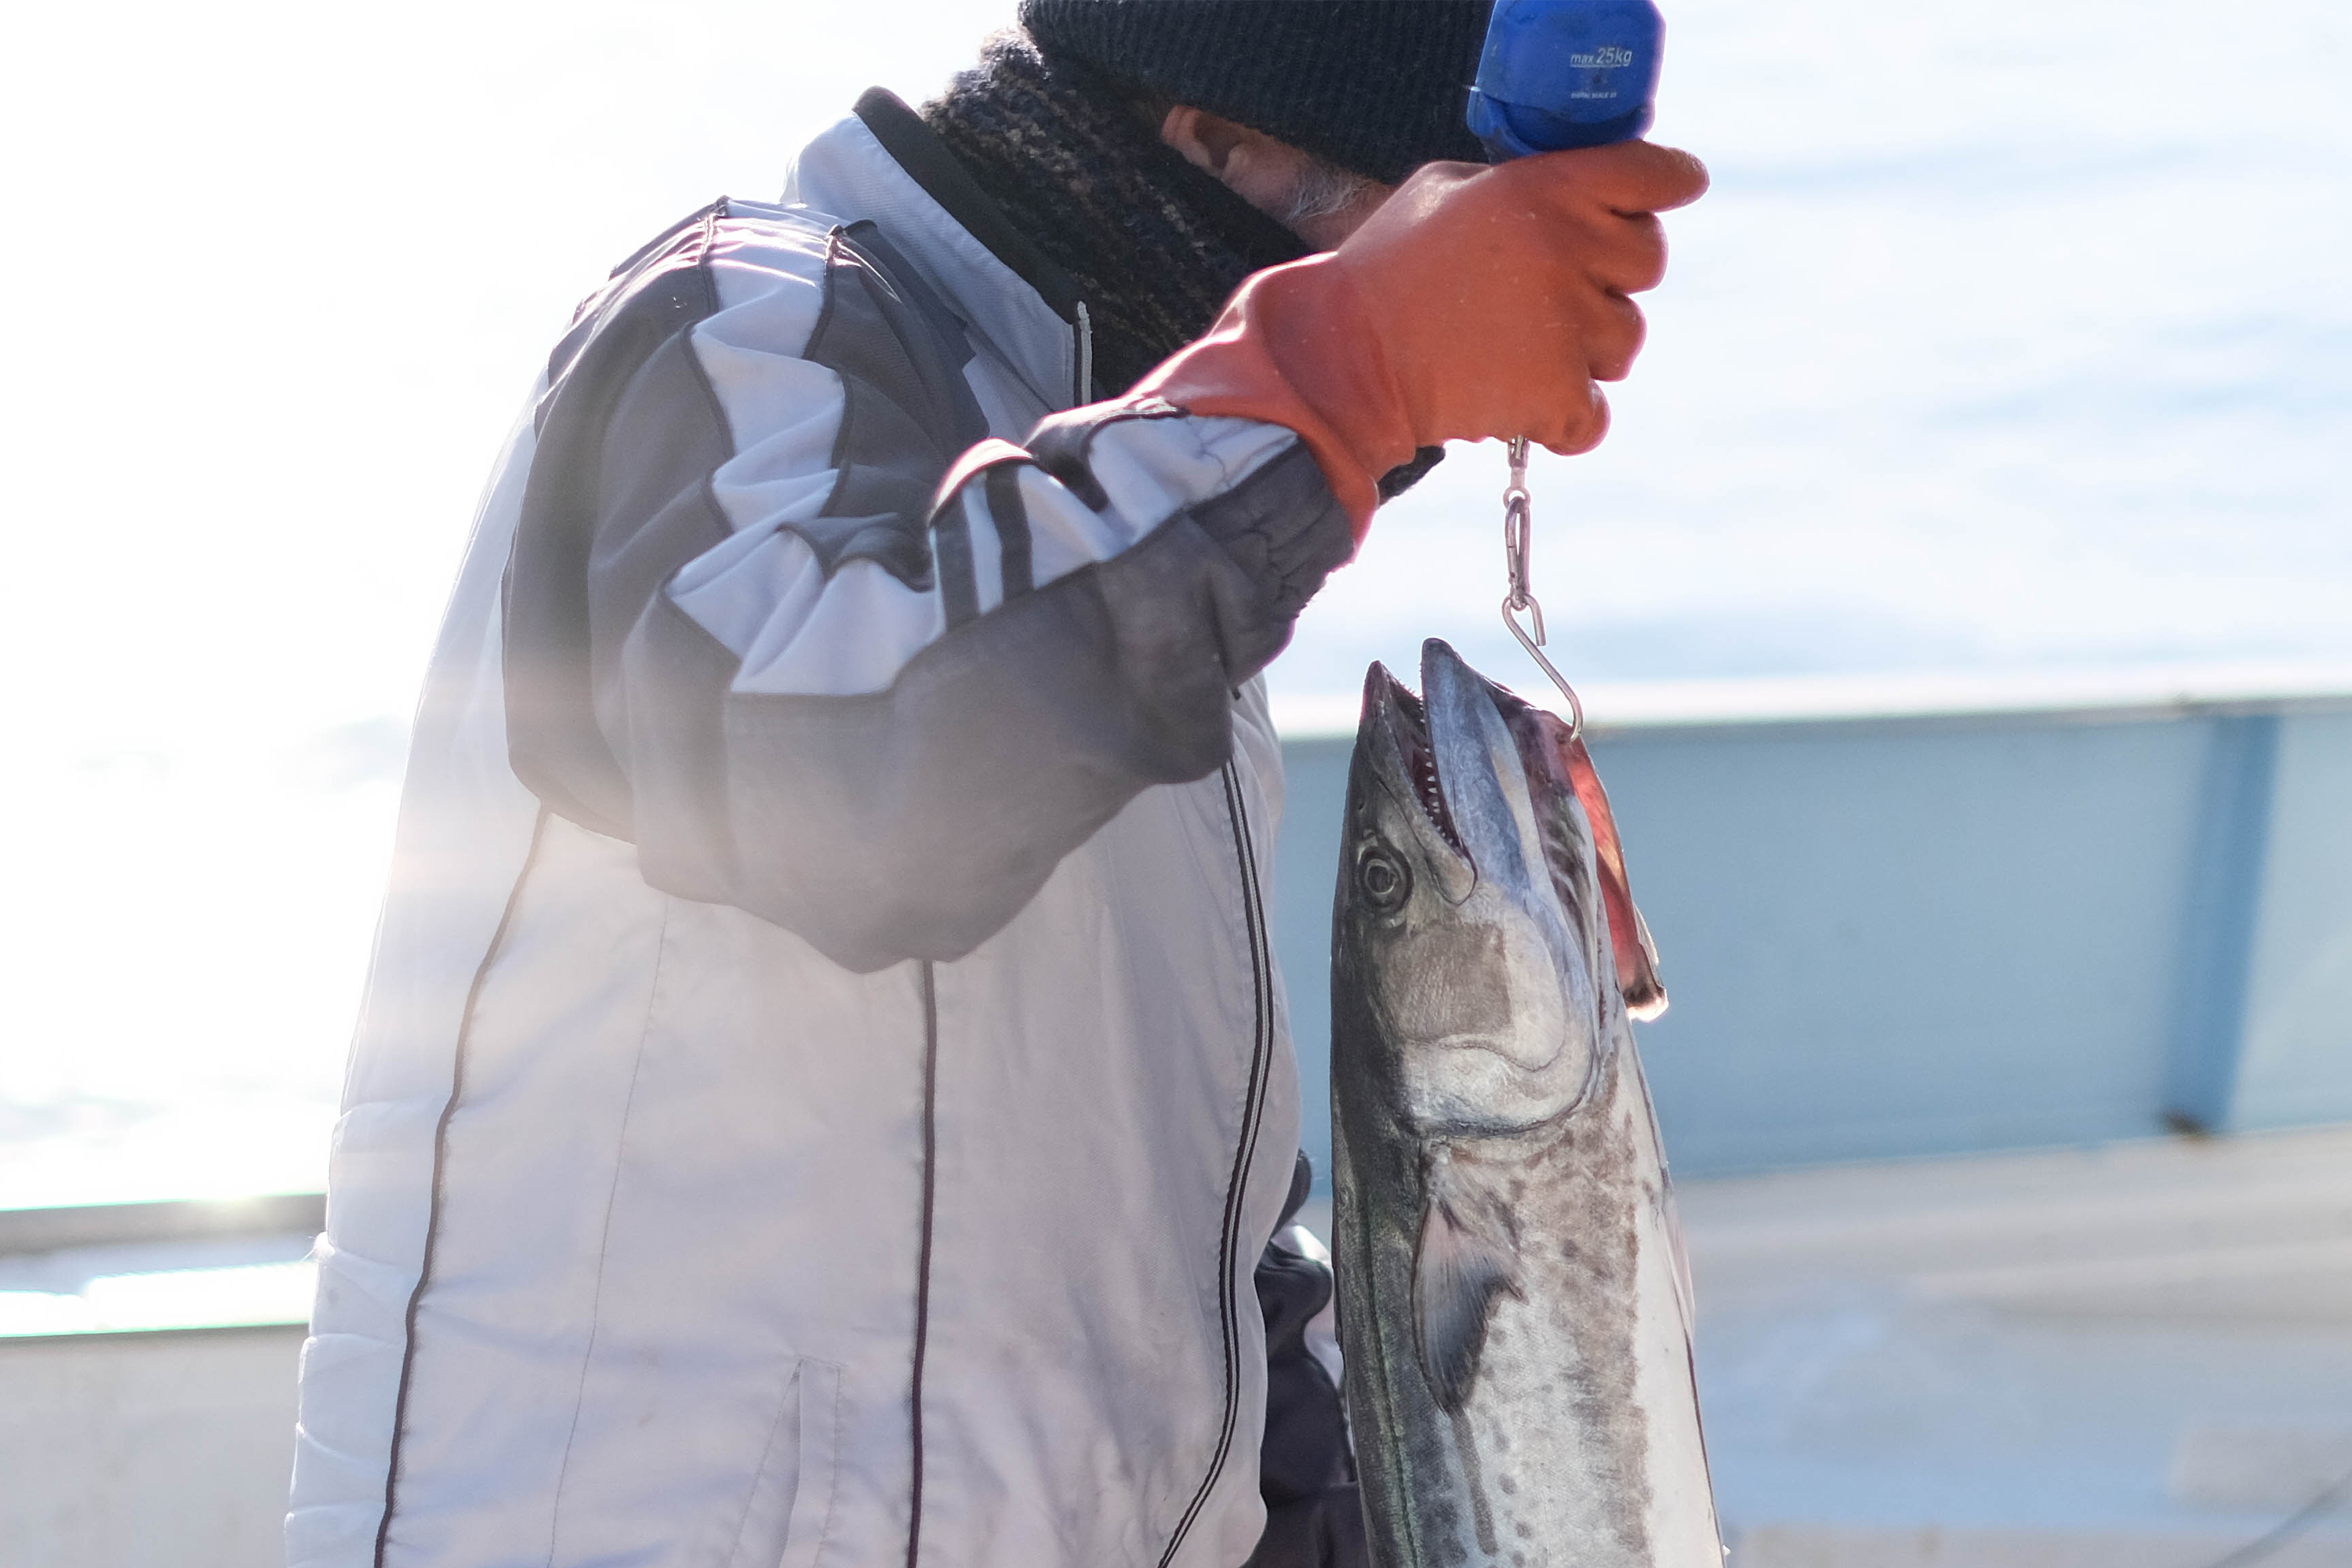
[1410,748,1466,856]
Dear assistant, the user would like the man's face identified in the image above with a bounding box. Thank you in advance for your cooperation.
[1158,106,1399,252]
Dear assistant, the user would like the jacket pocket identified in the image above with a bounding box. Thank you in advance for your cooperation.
[727,1356,842,1568]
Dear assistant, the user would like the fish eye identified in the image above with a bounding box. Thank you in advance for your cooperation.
[1357,848,1410,913]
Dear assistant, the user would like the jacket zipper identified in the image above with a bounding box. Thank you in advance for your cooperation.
[1157,760,1277,1566]
[374,807,554,1568]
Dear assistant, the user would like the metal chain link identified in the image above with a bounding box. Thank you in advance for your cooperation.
[1499,437,1585,736]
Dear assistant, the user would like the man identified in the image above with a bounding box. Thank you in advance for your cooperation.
[285,4,1705,1565]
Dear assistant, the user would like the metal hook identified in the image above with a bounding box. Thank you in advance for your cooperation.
[1497,437,1584,737]
[1504,596,1584,737]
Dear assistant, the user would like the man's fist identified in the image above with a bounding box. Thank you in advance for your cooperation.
[1135,142,1708,534]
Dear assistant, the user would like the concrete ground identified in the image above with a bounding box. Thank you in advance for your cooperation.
[6,1125,2351,1566]
[0,1323,301,1566]
[1682,1123,2352,1565]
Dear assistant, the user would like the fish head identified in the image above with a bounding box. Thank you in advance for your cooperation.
[1335,639,1610,1139]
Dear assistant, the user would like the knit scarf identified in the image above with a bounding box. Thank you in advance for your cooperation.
[921,31,1311,396]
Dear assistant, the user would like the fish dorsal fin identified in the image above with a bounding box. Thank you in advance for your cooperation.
[1412,1152,1521,1412]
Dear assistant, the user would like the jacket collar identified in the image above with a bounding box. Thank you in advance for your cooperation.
[786,89,1091,410]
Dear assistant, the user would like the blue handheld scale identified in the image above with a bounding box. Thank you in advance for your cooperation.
[1465,0,1664,157]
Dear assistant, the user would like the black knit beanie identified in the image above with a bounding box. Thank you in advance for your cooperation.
[1018,0,1495,185]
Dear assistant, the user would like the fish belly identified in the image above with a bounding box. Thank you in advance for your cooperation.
[1335,1042,1720,1566]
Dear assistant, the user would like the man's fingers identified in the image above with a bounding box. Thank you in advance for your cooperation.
[1584,294,1648,383]
[1588,140,1710,214]
[1511,140,1711,219]
[1540,383,1610,457]
[1617,143,1709,213]
[1587,212,1669,296]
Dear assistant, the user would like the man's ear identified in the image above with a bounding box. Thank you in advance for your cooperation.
[1160,105,1254,180]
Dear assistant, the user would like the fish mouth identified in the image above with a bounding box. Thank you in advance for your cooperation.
[1360,641,1561,884]
[1363,659,1471,862]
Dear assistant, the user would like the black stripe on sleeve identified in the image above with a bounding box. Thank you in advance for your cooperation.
[931,497,979,628]
[985,464,1033,601]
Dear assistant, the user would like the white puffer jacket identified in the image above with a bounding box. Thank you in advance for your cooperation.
[286,92,1357,1568]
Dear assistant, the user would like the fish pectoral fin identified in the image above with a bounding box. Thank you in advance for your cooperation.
[1411,1179,1521,1413]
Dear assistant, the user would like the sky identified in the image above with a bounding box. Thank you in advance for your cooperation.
[0,0,2344,1206]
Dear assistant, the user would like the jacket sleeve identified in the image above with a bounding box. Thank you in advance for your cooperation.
[501,203,1353,972]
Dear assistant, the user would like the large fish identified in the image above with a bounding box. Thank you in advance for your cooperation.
[1330,639,1718,1567]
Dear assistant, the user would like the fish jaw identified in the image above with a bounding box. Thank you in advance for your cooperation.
[1421,637,1544,911]
[1350,659,1479,903]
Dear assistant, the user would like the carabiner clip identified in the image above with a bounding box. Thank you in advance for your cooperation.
[1497,438,1584,737]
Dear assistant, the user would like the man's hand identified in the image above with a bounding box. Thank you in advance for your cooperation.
[1135,143,1709,533]
[1339,143,1711,453]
